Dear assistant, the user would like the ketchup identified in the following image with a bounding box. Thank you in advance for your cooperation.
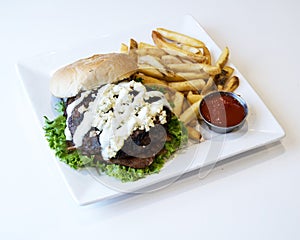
[200,92,246,127]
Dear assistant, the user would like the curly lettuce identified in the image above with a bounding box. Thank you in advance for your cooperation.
[43,101,187,182]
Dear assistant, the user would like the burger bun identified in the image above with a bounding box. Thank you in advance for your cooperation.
[50,53,137,98]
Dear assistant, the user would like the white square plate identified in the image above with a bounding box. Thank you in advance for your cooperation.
[17,15,285,205]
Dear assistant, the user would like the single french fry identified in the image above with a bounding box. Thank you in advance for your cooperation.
[217,84,224,91]
[179,100,201,124]
[187,91,203,104]
[201,76,217,95]
[181,98,190,112]
[129,38,138,61]
[167,63,205,72]
[168,79,206,92]
[186,126,202,142]
[188,119,198,127]
[167,63,221,75]
[138,42,156,49]
[172,91,185,116]
[179,44,201,54]
[138,63,165,79]
[202,64,221,75]
[130,38,138,50]
[223,76,239,92]
[216,47,229,69]
[120,43,128,53]
[176,72,209,80]
[164,48,208,63]
[201,45,212,65]
[178,55,205,64]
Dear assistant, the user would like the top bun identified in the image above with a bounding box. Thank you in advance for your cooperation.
[50,53,137,98]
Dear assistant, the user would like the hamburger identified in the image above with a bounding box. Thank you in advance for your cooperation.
[44,53,187,182]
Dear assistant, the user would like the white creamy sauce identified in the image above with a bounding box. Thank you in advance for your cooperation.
[64,90,91,140]
[65,80,170,160]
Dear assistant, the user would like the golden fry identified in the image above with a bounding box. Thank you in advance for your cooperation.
[217,84,224,91]
[181,98,190,112]
[201,46,212,65]
[201,76,217,95]
[138,42,156,49]
[216,47,229,68]
[168,79,206,92]
[186,126,202,142]
[188,119,198,127]
[120,43,128,53]
[223,76,239,92]
[129,38,138,61]
[156,27,205,48]
[138,63,165,79]
[130,38,138,50]
[176,72,209,80]
[179,100,201,124]
[167,63,221,75]
[179,44,201,54]
[202,65,221,75]
[187,91,203,104]
[167,63,204,72]
[172,91,185,116]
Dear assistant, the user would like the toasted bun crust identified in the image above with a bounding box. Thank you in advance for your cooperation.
[50,53,137,98]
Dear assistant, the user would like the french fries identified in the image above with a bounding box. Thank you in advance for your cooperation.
[152,31,207,63]
[156,28,206,48]
[176,71,209,80]
[187,91,203,104]
[120,43,128,53]
[138,64,165,79]
[201,76,217,95]
[168,79,206,92]
[216,47,229,69]
[120,27,240,143]
[137,47,166,58]
[135,73,168,86]
[161,55,183,64]
[172,91,185,116]
[179,100,201,124]
[223,76,239,92]
[186,126,202,142]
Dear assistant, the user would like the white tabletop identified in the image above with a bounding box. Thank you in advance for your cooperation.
[1,0,300,239]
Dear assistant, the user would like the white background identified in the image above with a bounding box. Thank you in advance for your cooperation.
[1,0,300,239]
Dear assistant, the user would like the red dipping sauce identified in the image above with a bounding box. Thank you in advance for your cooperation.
[200,92,246,128]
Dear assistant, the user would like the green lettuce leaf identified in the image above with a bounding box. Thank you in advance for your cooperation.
[43,100,187,182]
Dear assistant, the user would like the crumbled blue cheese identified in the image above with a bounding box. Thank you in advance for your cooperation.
[65,80,170,161]
[92,81,169,160]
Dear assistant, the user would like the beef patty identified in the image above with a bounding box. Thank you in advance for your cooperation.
[65,91,172,169]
